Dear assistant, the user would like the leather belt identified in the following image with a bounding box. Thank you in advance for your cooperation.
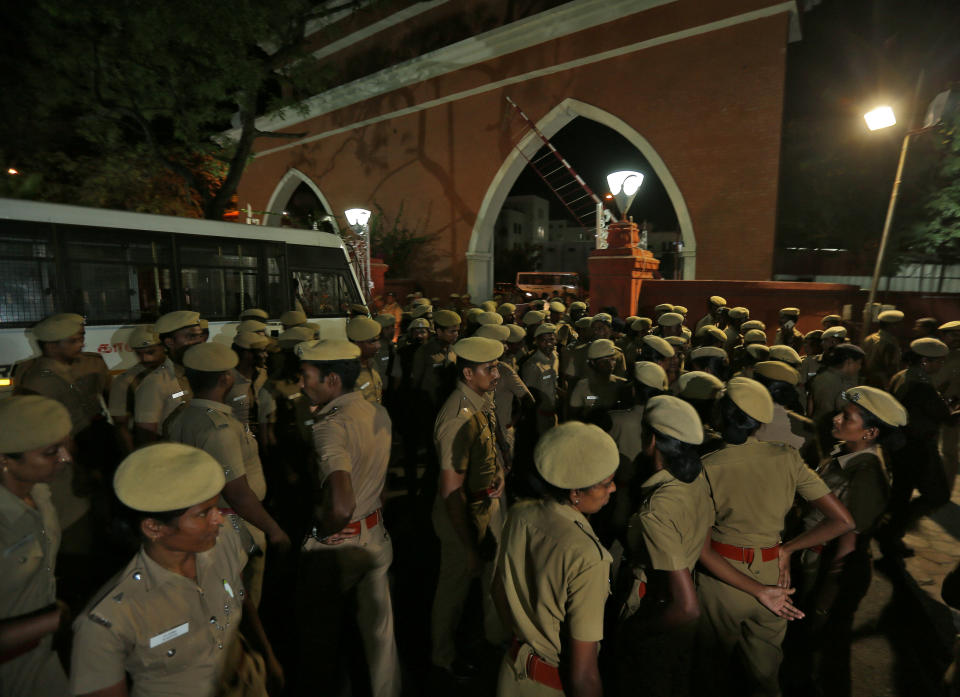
[711,539,780,564]
[637,581,647,599]
[469,487,497,502]
[509,638,563,690]
[339,508,382,536]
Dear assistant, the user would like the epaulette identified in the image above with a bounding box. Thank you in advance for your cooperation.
[204,407,233,429]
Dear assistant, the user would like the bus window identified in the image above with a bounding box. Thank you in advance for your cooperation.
[291,270,357,316]
[179,239,260,320]
[0,221,57,325]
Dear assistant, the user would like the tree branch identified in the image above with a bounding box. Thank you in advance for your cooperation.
[254,129,308,139]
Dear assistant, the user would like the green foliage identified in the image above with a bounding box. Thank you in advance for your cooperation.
[368,203,437,279]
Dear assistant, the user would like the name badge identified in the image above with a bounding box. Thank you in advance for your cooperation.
[586,395,598,401]
[171,391,185,399]
[233,395,246,402]
[359,381,370,390]
[149,622,189,648]
[541,375,552,381]
[304,419,314,426]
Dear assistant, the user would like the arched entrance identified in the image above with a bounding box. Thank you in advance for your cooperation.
[262,168,340,232]
[468,99,696,300]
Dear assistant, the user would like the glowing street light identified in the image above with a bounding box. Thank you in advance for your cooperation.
[344,208,372,228]
[7,168,18,175]
[344,208,373,301]
[605,170,643,221]
[864,106,896,131]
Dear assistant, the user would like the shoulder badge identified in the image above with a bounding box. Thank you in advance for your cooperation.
[205,408,233,429]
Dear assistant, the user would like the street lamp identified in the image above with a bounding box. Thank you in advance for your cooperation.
[345,208,373,302]
[864,106,896,131]
[606,170,644,221]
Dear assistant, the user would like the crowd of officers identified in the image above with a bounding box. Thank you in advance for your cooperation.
[1,290,959,697]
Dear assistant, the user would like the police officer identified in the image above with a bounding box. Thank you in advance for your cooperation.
[695,378,855,697]
[618,396,711,697]
[935,321,960,488]
[862,310,904,388]
[165,343,290,607]
[0,396,72,697]
[107,326,165,452]
[774,307,804,351]
[431,337,508,678]
[240,307,269,322]
[724,307,749,351]
[411,309,460,411]
[476,324,532,461]
[810,344,865,451]
[134,311,204,442]
[71,443,282,697]
[568,338,629,421]
[754,361,820,467]
[294,338,401,697]
[695,295,727,334]
[492,421,617,696]
[521,323,561,434]
[347,316,385,404]
[227,331,270,441]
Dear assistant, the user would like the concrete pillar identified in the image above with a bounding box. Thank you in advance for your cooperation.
[466,251,493,301]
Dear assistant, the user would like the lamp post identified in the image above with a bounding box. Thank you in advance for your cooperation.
[345,208,373,302]
[605,170,644,221]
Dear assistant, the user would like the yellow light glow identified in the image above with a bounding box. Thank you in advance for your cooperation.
[0,378,12,387]
[864,106,896,131]
[7,168,18,175]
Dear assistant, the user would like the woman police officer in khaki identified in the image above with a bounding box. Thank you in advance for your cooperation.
[694,377,855,697]
[617,395,713,697]
[493,421,618,696]
[0,396,73,697]
[71,443,282,697]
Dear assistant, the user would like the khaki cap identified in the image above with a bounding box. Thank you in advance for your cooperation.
[434,309,462,328]
[475,324,511,342]
[549,301,566,313]
[0,395,72,453]
[666,336,687,347]
[535,421,619,489]
[278,326,316,347]
[741,320,766,332]
[233,331,269,350]
[804,330,824,341]
[938,321,960,332]
[625,316,640,324]
[497,303,517,316]
[658,312,684,327]
[411,305,433,319]
[779,307,800,317]
[405,293,415,299]
[842,386,907,426]
[129,325,160,349]
[155,311,201,335]
[413,297,431,307]
[674,305,688,316]
[480,300,498,312]
[696,325,726,342]
[453,337,504,363]
[769,345,801,366]
[296,339,361,361]
[237,319,268,334]
[676,371,725,400]
[592,313,613,325]
[575,317,593,329]
[464,307,484,321]
[347,316,382,342]
[239,308,269,321]
[198,319,209,330]
[709,295,727,306]
[821,314,843,326]
[822,326,847,340]
[32,313,85,342]
[645,395,704,444]
[726,376,774,423]
[634,361,669,390]
[642,335,675,358]
[114,443,225,513]
[534,323,558,337]
[690,346,727,362]
[280,310,307,327]
[631,317,652,331]
[408,318,431,330]
[506,324,526,342]
[530,300,546,310]
[878,310,904,323]
[911,337,948,357]
[654,303,674,313]
[477,311,504,326]
[743,329,767,344]
[523,310,546,326]
[754,360,799,386]
[374,313,396,327]
[727,307,749,320]
[746,344,770,360]
[569,301,587,311]
[183,343,238,372]
[449,292,460,299]
[588,339,617,359]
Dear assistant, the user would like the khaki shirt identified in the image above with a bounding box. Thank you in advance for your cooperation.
[810,367,856,421]
[862,328,901,387]
[934,349,960,401]
[165,399,266,502]
[108,363,149,419]
[354,358,384,404]
[608,406,645,466]
[225,368,267,428]
[773,327,804,350]
[1,483,59,619]
[496,499,611,665]
[803,445,889,536]
[799,354,821,388]
[703,437,830,548]
[628,469,713,572]
[723,325,741,352]
[311,391,391,521]
[411,338,456,406]
[135,358,192,427]
[694,314,715,334]
[756,404,806,451]
[373,342,394,383]
[70,524,248,697]
[494,360,531,430]
[568,370,627,411]
[521,349,559,411]
[16,353,110,434]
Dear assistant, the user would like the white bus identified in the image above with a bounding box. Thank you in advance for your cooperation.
[0,198,364,390]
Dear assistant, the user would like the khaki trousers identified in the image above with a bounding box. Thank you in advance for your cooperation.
[496,652,563,697]
[297,518,401,697]
[696,556,786,697]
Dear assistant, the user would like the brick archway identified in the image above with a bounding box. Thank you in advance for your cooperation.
[468,98,696,300]
[263,168,340,232]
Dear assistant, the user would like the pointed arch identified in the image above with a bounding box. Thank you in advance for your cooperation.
[468,98,695,299]
[262,168,340,232]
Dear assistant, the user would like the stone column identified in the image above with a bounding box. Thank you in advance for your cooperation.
[466,251,493,301]
[587,220,660,316]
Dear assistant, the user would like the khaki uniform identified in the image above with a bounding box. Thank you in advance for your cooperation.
[607,405,647,533]
[568,370,627,415]
[522,349,560,434]
[756,403,821,467]
[810,367,857,451]
[773,327,804,351]
[225,367,267,436]
[0,483,68,697]
[135,357,192,428]
[935,349,960,485]
[108,362,150,421]
[696,438,830,696]
[723,325,742,351]
[494,360,531,458]
[165,399,268,607]
[71,524,257,697]
[355,357,384,404]
[799,354,821,390]
[298,391,400,697]
[495,499,611,696]
[862,328,901,388]
[619,469,713,696]
[411,338,456,408]
[374,342,394,383]
[695,314,716,334]
[431,384,507,669]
